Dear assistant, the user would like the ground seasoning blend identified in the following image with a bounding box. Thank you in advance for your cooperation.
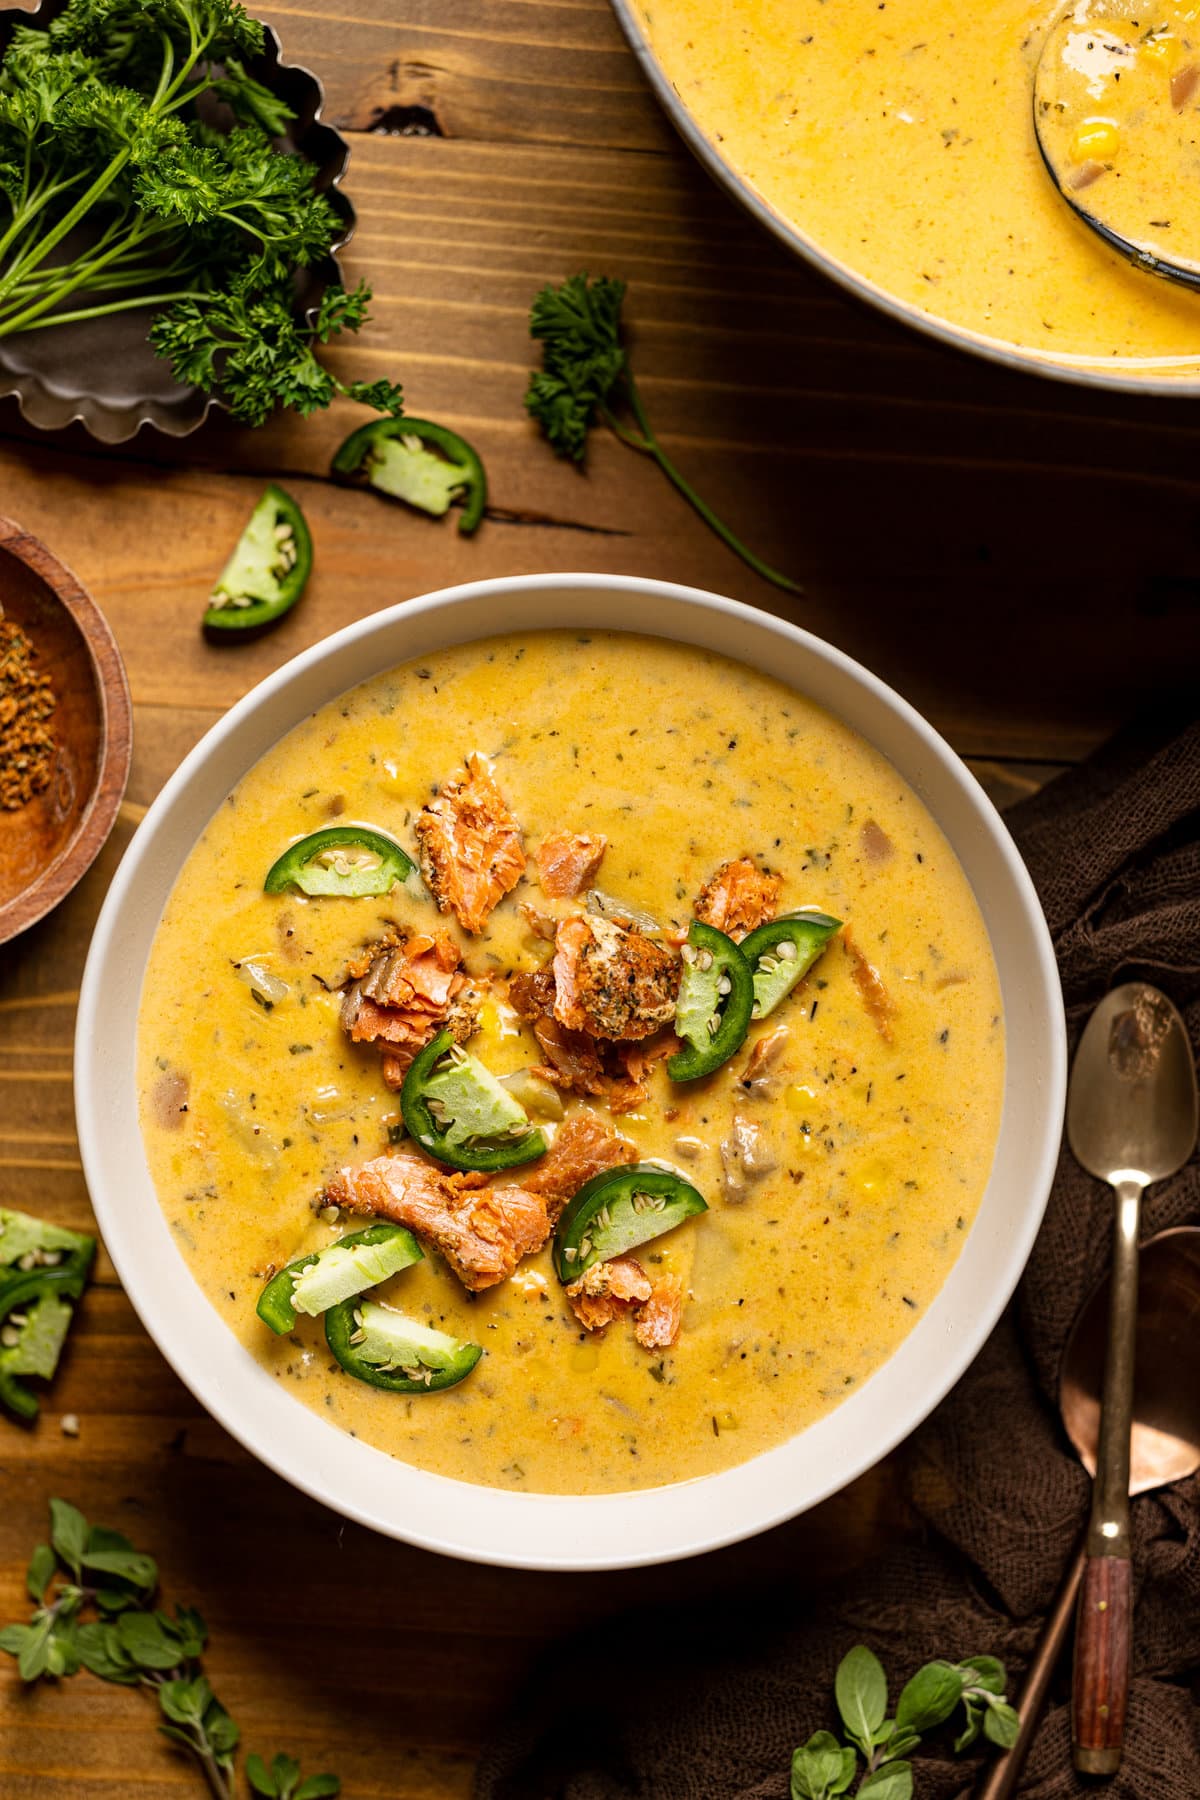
[0,619,57,810]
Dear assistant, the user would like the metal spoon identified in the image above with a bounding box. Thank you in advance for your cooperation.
[1068,982,1197,1772]
[1034,0,1200,290]
[974,1225,1200,1799]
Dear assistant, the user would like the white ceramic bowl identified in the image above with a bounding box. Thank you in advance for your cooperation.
[76,575,1066,1570]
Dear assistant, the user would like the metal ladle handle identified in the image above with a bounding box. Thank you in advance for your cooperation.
[972,1542,1085,1800]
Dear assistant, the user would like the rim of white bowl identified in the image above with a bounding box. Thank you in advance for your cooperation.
[607,0,1200,398]
[76,574,1067,1570]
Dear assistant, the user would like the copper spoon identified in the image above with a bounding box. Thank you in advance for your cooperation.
[1033,0,1200,293]
[974,1225,1200,1799]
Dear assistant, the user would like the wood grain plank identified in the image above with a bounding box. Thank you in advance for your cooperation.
[256,0,671,150]
[1,137,1196,761]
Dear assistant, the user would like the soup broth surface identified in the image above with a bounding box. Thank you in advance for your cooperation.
[138,631,1004,1494]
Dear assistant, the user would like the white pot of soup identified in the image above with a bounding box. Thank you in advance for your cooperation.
[77,576,1065,1569]
[612,0,1200,391]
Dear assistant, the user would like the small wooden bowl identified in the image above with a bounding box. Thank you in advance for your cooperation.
[0,518,131,944]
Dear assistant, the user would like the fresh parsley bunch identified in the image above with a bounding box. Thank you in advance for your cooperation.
[791,1644,1020,1800]
[1,1498,339,1800]
[0,0,403,425]
[525,272,800,592]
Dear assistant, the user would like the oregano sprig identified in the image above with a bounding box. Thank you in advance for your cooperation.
[0,1499,339,1800]
[791,1644,1020,1800]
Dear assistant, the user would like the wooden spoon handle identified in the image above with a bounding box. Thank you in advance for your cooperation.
[1072,1553,1132,1772]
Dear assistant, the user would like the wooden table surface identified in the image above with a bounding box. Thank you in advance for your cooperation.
[3,1,1200,1793]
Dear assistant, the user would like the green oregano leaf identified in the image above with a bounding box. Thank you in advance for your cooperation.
[83,1549,159,1589]
[895,1660,964,1733]
[115,1610,181,1671]
[878,1729,921,1762]
[76,1621,139,1684]
[48,1499,88,1577]
[954,1698,984,1752]
[203,1695,241,1755]
[834,1646,888,1753]
[791,1729,855,1800]
[17,1610,55,1681]
[159,1675,212,1725]
[171,1604,207,1659]
[295,1777,342,1798]
[859,1762,913,1800]
[982,1700,1020,1749]
[960,1655,1006,1695]
[246,1753,279,1796]
[26,1544,56,1603]
[272,1752,302,1795]
[0,1624,31,1657]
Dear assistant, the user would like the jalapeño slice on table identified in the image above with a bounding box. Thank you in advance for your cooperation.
[740,910,842,1019]
[553,1163,707,1283]
[256,1223,423,1336]
[666,919,755,1082]
[325,1299,483,1393]
[401,1029,548,1173]
[203,484,312,634]
[263,825,415,898]
[0,1208,96,1422]
[332,417,487,536]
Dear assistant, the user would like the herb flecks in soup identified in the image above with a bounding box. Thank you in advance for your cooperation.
[635,0,1200,374]
[138,632,1004,1495]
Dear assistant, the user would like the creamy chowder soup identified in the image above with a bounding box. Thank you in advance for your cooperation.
[635,0,1200,376]
[138,632,1004,1496]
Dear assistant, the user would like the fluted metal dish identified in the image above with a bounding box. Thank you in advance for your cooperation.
[0,0,355,443]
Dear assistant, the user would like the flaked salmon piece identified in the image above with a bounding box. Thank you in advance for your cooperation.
[519,900,560,942]
[605,1030,679,1114]
[552,915,679,1042]
[843,925,896,1043]
[695,857,781,941]
[522,1111,637,1209]
[414,752,526,934]
[511,968,676,1110]
[565,1254,652,1332]
[324,1151,551,1291]
[341,927,481,1087]
[737,1026,791,1101]
[634,1275,684,1350]
[536,832,607,899]
[509,965,612,1097]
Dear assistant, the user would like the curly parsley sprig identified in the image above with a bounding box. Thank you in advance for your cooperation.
[525,273,801,593]
[0,0,402,424]
[0,1498,339,1800]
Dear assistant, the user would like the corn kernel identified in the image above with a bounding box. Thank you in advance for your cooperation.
[856,1157,890,1195]
[570,1341,600,1373]
[785,1083,818,1113]
[1142,30,1177,63]
[1071,118,1119,162]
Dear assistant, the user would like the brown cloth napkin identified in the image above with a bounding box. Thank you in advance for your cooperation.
[475,714,1200,1800]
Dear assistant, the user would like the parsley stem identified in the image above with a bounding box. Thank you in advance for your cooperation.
[0,288,206,333]
[606,376,802,595]
[0,147,133,306]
